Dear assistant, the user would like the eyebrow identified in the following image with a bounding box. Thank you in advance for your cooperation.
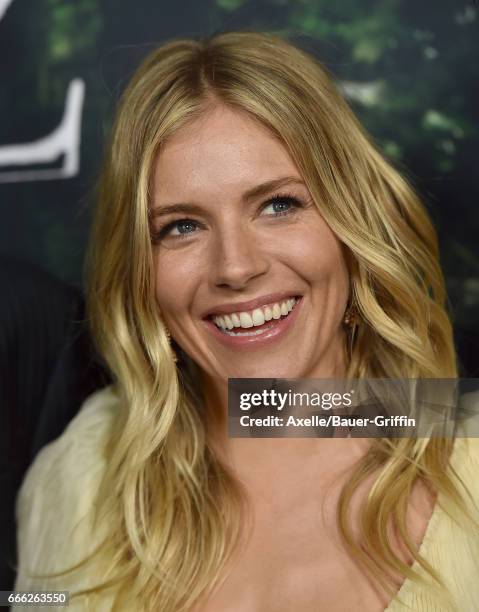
[148,176,306,219]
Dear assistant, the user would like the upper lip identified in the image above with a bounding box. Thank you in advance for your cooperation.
[202,292,301,318]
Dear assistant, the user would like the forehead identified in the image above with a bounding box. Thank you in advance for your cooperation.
[151,105,301,201]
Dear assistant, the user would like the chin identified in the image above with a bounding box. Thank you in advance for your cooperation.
[226,363,302,380]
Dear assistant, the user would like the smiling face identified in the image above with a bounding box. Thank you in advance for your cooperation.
[150,103,350,384]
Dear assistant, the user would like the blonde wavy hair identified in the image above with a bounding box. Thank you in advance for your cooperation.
[61,30,476,610]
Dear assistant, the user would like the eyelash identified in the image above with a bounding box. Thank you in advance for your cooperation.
[151,192,305,244]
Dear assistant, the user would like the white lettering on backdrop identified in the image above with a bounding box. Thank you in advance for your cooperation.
[0,0,85,183]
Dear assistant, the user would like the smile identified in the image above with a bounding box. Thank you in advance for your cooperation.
[204,296,303,348]
[211,296,298,334]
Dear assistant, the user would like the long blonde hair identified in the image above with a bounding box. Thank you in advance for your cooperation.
[73,31,476,610]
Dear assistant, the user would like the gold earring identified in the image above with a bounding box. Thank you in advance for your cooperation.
[164,326,178,363]
[343,305,357,328]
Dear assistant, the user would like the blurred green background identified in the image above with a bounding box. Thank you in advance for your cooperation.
[0,0,478,331]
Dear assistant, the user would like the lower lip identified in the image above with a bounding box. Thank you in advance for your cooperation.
[202,297,303,349]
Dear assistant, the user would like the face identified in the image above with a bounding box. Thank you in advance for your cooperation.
[150,104,350,384]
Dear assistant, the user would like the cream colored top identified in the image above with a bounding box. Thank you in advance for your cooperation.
[14,386,479,611]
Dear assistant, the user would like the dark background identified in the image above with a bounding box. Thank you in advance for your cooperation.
[0,0,478,592]
[1,0,478,331]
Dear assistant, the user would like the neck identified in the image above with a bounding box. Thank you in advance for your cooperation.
[201,329,349,455]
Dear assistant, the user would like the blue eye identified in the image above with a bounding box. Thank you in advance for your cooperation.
[168,220,198,236]
[152,219,199,243]
[261,194,303,217]
[151,192,305,245]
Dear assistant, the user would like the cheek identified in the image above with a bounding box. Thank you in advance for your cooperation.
[153,252,199,321]
[274,223,349,297]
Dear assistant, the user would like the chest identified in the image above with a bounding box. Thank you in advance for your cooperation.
[195,506,385,611]
[192,469,435,612]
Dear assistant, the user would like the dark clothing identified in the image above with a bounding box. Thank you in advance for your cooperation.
[0,256,110,590]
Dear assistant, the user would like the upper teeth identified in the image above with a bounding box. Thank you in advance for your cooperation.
[212,297,298,330]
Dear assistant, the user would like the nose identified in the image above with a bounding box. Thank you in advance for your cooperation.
[210,222,269,290]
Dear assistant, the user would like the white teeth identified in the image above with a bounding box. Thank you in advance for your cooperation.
[272,303,281,319]
[251,308,265,326]
[239,312,254,328]
[224,326,269,337]
[211,297,298,331]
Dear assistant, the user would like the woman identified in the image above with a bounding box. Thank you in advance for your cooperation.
[14,31,479,611]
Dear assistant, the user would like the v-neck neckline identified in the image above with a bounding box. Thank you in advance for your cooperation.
[383,487,443,611]
[383,436,463,611]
